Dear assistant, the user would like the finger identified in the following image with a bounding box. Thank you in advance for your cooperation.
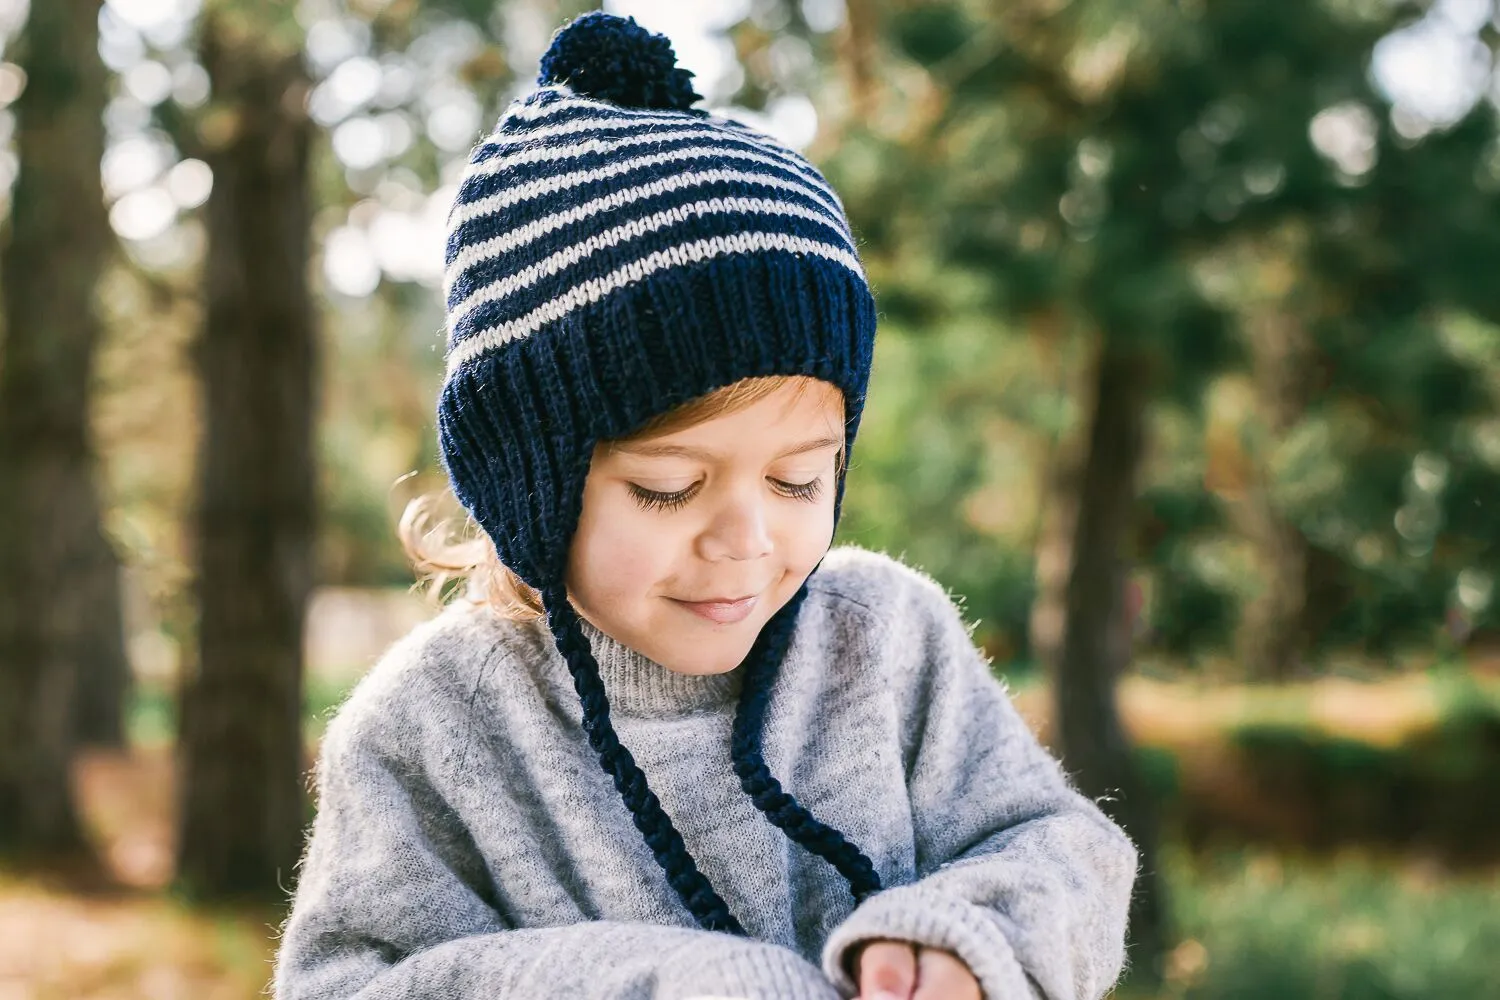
[857,940,918,1000]
[912,948,982,1000]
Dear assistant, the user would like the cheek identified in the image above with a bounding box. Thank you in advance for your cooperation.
[569,502,678,602]
[797,496,838,560]
[769,493,837,583]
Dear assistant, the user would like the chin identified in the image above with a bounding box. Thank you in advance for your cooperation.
[661,638,754,676]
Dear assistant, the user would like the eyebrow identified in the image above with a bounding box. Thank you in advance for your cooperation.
[613,435,844,462]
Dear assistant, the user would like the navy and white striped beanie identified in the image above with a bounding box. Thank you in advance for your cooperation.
[436,12,880,934]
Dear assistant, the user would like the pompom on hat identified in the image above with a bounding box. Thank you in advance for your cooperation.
[437,11,881,934]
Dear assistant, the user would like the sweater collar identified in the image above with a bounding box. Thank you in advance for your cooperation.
[575,617,744,718]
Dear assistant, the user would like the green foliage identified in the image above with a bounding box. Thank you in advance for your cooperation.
[836,312,1057,659]
[732,0,1500,670]
[1150,559,1238,655]
[888,5,972,67]
[1133,743,1181,801]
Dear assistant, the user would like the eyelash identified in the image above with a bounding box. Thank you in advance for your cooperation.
[628,477,825,513]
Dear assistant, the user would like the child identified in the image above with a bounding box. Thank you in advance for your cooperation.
[274,12,1137,1000]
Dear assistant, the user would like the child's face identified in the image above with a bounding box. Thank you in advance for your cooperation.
[566,379,845,676]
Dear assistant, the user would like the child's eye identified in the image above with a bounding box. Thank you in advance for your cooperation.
[628,483,697,513]
[771,477,824,503]
[626,477,825,513]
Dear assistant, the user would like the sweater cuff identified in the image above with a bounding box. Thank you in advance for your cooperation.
[820,884,1036,1000]
[663,933,840,1000]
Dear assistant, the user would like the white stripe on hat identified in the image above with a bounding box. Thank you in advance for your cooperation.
[444,168,851,296]
[467,126,834,204]
[445,232,865,373]
[478,111,827,192]
[496,88,811,168]
[448,144,847,233]
[477,112,702,153]
[449,196,854,320]
[498,87,613,123]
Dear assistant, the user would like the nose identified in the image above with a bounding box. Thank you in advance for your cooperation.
[699,488,774,562]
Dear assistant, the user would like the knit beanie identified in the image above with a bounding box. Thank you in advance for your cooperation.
[436,11,880,935]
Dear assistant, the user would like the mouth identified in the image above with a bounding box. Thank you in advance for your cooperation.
[670,593,761,625]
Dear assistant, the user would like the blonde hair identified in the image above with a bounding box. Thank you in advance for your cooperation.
[399,375,845,621]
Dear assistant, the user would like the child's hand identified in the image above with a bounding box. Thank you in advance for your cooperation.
[852,939,981,1000]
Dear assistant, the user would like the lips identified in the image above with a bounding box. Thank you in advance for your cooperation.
[672,593,760,625]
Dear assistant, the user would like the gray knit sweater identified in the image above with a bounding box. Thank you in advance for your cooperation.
[274,546,1137,1000]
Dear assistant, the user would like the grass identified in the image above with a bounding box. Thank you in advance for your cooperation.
[0,871,278,999]
[1129,846,1500,1000]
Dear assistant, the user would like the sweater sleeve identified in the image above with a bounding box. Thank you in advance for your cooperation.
[274,691,838,1000]
[818,574,1139,1000]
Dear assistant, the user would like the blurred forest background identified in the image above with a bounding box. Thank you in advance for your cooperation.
[3,0,1500,997]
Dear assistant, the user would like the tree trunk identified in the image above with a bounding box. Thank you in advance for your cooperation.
[175,10,315,900]
[0,0,121,862]
[74,551,132,747]
[1027,308,1086,668]
[1231,308,1312,681]
[1231,499,1308,680]
[1052,337,1171,985]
